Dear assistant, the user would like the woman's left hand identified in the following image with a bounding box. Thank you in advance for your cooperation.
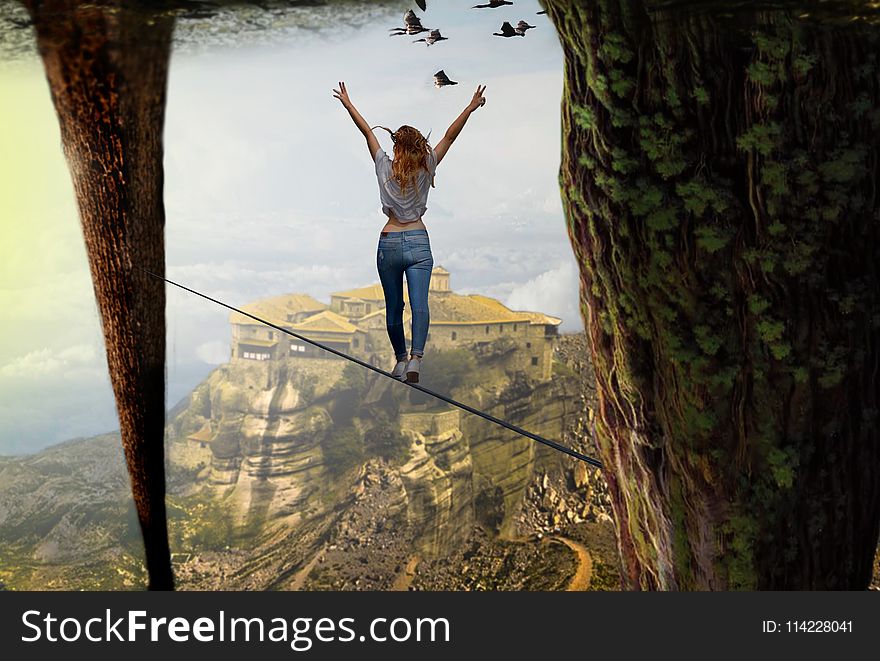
[333,81,353,109]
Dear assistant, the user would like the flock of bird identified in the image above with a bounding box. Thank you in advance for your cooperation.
[387,1,548,88]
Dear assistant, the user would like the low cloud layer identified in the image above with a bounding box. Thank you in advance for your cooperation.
[0,343,103,380]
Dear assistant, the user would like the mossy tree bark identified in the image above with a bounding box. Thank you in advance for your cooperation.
[544,0,880,589]
[23,0,174,589]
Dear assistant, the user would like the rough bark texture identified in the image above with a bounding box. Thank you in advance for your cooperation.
[23,0,174,589]
[545,0,880,589]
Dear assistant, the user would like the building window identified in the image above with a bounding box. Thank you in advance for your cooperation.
[485,326,490,334]
[526,342,532,348]
[366,304,371,314]
[514,324,517,332]
[353,338,359,348]
[452,331,457,340]
[268,331,274,340]
[531,357,538,366]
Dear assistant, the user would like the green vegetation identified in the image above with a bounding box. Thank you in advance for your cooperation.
[322,425,364,477]
[551,0,880,588]
[363,410,411,464]
[168,495,235,552]
[425,347,478,395]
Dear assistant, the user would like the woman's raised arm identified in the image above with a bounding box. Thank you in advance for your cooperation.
[433,84,486,164]
[333,81,381,160]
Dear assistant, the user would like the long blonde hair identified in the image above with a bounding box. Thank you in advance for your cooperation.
[373,124,435,194]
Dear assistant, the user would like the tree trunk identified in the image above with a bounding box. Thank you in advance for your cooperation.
[23,0,174,590]
[545,0,880,588]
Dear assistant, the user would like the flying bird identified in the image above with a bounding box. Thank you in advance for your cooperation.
[390,9,417,30]
[416,0,427,10]
[390,10,430,36]
[515,20,536,34]
[434,70,458,87]
[473,1,513,8]
[493,21,523,37]
[537,9,547,14]
[414,29,448,46]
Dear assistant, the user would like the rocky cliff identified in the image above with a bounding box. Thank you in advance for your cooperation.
[168,333,591,551]
[0,333,621,590]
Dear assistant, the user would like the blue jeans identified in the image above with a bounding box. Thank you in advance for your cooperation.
[377,229,433,360]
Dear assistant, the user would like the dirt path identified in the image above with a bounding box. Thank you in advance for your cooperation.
[289,544,325,591]
[551,536,593,591]
[500,532,594,591]
[391,554,421,591]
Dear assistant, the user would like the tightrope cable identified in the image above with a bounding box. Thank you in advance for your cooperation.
[138,266,603,468]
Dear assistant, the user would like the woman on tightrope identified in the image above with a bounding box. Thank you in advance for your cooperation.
[333,80,486,383]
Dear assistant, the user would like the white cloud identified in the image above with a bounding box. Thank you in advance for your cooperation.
[0,343,102,379]
[542,191,564,214]
[166,259,369,304]
[505,262,582,331]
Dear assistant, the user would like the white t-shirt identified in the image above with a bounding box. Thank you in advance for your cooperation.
[374,147,438,221]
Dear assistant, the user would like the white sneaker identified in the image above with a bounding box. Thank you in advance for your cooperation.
[391,359,408,381]
[405,356,422,383]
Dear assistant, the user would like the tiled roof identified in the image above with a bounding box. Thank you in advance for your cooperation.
[428,293,531,324]
[332,265,449,301]
[238,338,278,347]
[514,310,563,325]
[359,308,411,327]
[229,293,327,325]
[231,271,561,336]
[359,309,385,321]
[330,283,388,301]
[291,310,360,334]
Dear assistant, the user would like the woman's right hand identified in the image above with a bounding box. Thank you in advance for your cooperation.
[468,84,487,111]
[333,80,353,110]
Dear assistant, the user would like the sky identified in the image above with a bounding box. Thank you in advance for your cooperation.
[0,0,583,455]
